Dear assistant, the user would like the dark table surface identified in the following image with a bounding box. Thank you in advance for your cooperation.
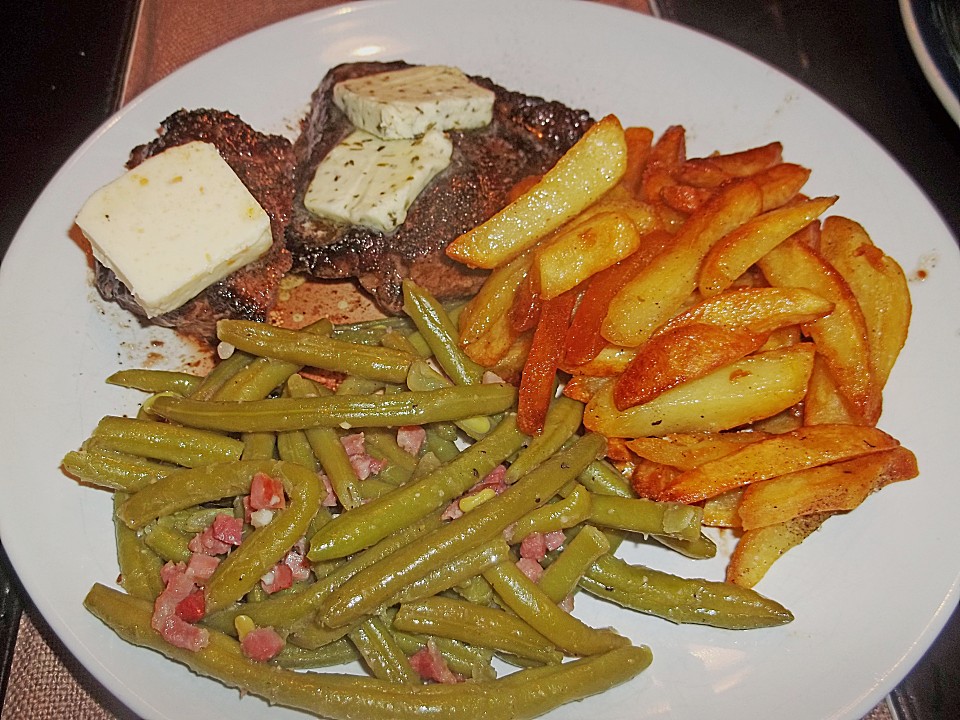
[1,0,958,717]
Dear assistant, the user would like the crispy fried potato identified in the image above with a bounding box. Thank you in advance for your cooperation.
[704,141,783,176]
[803,354,857,425]
[661,184,715,215]
[757,236,880,425]
[658,424,900,504]
[702,488,745,528]
[583,344,815,438]
[536,211,645,300]
[621,126,655,197]
[630,458,682,499]
[699,196,837,296]
[626,432,771,471]
[446,115,628,269]
[737,447,919,530]
[674,158,732,188]
[602,179,764,347]
[562,374,608,403]
[459,249,533,348]
[656,286,835,336]
[613,323,768,410]
[726,513,832,588]
[819,216,911,390]
[750,163,811,211]
[559,345,637,377]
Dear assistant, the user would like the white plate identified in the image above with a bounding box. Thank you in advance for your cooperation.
[900,0,960,125]
[1,1,959,718]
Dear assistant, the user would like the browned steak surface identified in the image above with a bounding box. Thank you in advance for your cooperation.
[94,108,295,340]
[286,61,594,313]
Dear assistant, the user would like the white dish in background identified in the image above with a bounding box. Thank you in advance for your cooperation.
[901,0,960,124]
[1,1,959,719]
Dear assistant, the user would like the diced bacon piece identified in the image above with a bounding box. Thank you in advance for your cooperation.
[188,526,232,556]
[283,548,312,582]
[516,557,544,583]
[441,501,464,521]
[175,589,206,623]
[442,465,509,522]
[241,627,285,663]
[408,639,462,684]
[157,614,209,651]
[544,530,566,552]
[340,433,367,456]
[186,552,220,582]
[397,425,426,456]
[341,432,388,480]
[520,532,548,561]
[152,561,208,651]
[260,562,294,594]
[212,514,243,546]
[249,472,286,510]
[318,472,339,507]
[559,594,575,613]
[160,561,187,586]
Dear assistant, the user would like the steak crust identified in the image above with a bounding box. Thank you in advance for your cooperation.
[93,108,295,340]
[286,61,594,313]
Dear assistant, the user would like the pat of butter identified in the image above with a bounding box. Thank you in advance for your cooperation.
[304,128,452,233]
[333,65,495,140]
[76,141,272,317]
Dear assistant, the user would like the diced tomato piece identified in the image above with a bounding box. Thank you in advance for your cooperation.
[250,472,285,510]
[175,589,206,623]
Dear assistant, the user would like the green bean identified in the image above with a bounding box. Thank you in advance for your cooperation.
[113,494,164,601]
[393,597,563,666]
[401,279,484,386]
[389,538,511,606]
[331,315,415,346]
[204,513,444,635]
[335,376,388,396]
[356,478,396,501]
[405,359,492,438]
[308,415,526,562]
[653,532,718,559]
[362,428,418,474]
[389,631,496,681]
[273,638,359,669]
[106,369,202,395]
[240,432,276,461]
[189,350,255,401]
[348,616,418,684]
[212,356,300,401]
[421,426,461,462]
[61,449,176,492]
[287,374,363,511]
[484,561,628,657]
[505,483,592,544]
[454,575,495,606]
[288,619,356,650]
[577,458,635,498]
[403,330,432,359]
[317,434,605,628]
[158,507,233,534]
[148,384,518,433]
[86,583,652,720]
[89,416,244,468]
[587,494,703,541]
[378,329,424,357]
[537,525,610,604]
[141,522,192,563]
[217,320,414,383]
[580,554,793,629]
[504,396,584,483]
[277,428,319,470]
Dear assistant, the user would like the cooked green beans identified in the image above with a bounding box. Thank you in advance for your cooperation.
[148,384,518,433]
[587,494,703,541]
[86,583,652,720]
[89,416,244,468]
[106,369,202,395]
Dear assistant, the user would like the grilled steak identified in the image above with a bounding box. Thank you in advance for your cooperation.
[93,108,295,340]
[286,61,594,313]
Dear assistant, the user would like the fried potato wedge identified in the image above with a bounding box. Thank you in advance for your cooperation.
[536,210,645,300]
[562,374,608,404]
[704,141,783,176]
[819,216,911,390]
[630,458,683,499]
[613,323,768,410]
[559,345,637,377]
[738,446,918,530]
[446,115,628,269]
[750,163,811,211]
[626,432,771,471]
[702,488,745,528]
[803,354,857,425]
[602,179,764,347]
[655,286,835,336]
[658,424,900,504]
[699,196,837,296]
[621,126,655,197]
[459,249,533,348]
[726,512,832,588]
[758,236,880,425]
[583,344,815,438]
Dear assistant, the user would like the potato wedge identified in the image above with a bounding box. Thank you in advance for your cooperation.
[699,196,837,296]
[726,512,832,588]
[536,211,645,300]
[803,354,857,425]
[621,126,655,197]
[459,249,533,347]
[750,163,811,211]
[703,141,783,176]
[559,345,637,377]
[819,216,911,389]
[602,179,764,347]
[757,236,880,425]
[655,286,835,336]
[613,323,768,409]
[583,344,815,438]
[738,446,919,530]
[702,488,745,528]
[626,431,771,471]
[446,115,628,268]
[658,424,900,504]
[630,458,682,499]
